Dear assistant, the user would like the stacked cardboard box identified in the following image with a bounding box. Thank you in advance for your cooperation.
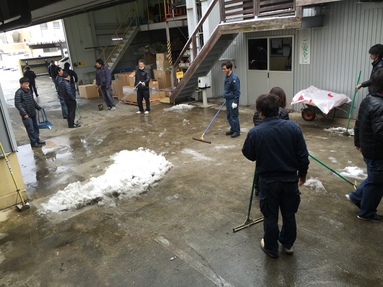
[123,80,162,104]
[153,53,172,89]
[114,72,133,99]
[156,53,170,71]
[79,84,99,99]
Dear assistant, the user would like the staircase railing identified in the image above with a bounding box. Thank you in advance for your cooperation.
[172,0,296,85]
[98,5,138,64]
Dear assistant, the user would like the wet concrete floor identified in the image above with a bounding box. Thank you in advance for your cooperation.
[1,72,382,286]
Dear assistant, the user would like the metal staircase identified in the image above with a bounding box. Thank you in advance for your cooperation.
[170,0,301,103]
[98,8,139,72]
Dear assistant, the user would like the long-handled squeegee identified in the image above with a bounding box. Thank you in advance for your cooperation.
[193,100,226,144]
[233,168,264,233]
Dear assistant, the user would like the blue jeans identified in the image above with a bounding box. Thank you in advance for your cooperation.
[259,178,301,255]
[22,115,40,145]
[100,86,115,108]
[225,99,240,134]
[348,158,383,218]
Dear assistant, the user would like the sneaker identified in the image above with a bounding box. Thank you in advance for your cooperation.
[136,111,142,114]
[260,238,279,259]
[106,107,111,110]
[111,106,116,111]
[38,140,46,145]
[283,246,294,255]
[225,130,234,136]
[357,214,383,222]
[231,133,240,138]
[345,194,360,208]
[69,124,81,128]
[144,111,149,114]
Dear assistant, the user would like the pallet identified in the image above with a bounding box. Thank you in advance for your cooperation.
[124,99,160,106]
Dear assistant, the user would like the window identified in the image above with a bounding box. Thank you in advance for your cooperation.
[248,39,267,70]
[40,23,48,30]
[53,22,60,29]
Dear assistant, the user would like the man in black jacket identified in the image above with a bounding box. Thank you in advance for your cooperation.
[346,69,383,222]
[14,77,46,148]
[59,72,80,128]
[134,59,151,114]
[23,66,39,97]
[356,44,383,93]
[48,60,59,92]
[63,62,78,96]
[242,93,309,258]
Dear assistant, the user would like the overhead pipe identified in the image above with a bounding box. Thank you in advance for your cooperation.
[0,0,32,32]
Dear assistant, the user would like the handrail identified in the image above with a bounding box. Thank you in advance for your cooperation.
[172,0,220,69]
[98,4,138,63]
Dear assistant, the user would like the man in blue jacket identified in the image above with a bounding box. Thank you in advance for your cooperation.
[242,93,309,258]
[95,58,116,110]
[222,62,240,138]
[59,72,80,128]
[14,77,46,148]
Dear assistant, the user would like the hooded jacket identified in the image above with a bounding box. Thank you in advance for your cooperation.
[14,87,41,117]
[354,92,383,160]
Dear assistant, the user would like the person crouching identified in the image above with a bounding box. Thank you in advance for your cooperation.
[59,72,80,128]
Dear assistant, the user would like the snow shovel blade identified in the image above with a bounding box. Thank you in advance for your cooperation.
[16,202,30,212]
[233,216,264,233]
[192,136,211,144]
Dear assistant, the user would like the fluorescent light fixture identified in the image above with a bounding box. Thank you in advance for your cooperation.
[112,37,123,41]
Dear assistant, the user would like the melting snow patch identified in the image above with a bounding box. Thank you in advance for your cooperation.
[182,119,190,126]
[181,148,213,161]
[304,177,327,194]
[328,157,337,163]
[214,145,236,150]
[339,166,366,180]
[163,104,194,112]
[323,127,354,136]
[40,148,173,213]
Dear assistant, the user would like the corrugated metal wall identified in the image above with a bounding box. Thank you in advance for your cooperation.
[210,0,383,118]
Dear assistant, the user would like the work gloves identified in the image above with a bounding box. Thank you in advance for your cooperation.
[231,102,238,109]
[141,82,145,86]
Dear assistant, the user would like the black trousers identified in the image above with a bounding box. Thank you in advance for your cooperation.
[30,81,38,96]
[65,99,77,127]
[137,89,150,112]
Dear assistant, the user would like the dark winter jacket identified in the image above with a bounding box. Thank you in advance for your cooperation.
[354,92,383,160]
[24,70,37,84]
[96,65,111,87]
[59,79,76,101]
[14,87,41,117]
[361,58,383,88]
[64,68,78,85]
[223,72,240,102]
[242,116,309,180]
[253,107,289,126]
[48,64,58,79]
[134,68,150,90]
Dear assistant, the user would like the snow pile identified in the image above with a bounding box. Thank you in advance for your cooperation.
[41,148,173,213]
[304,177,327,194]
[163,104,194,112]
[339,166,366,180]
[323,127,354,136]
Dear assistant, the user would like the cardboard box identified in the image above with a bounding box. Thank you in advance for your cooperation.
[79,84,99,99]
[123,92,137,103]
[156,60,170,71]
[129,73,135,87]
[114,72,133,99]
[154,70,171,89]
[160,96,171,103]
[156,53,167,62]
[151,79,159,91]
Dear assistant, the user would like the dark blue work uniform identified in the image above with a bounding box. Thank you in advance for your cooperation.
[242,117,309,257]
[223,72,240,134]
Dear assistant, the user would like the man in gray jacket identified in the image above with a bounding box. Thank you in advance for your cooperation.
[14,77,46,148]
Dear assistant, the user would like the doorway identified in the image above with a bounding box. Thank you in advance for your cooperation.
[247,37,294,109]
